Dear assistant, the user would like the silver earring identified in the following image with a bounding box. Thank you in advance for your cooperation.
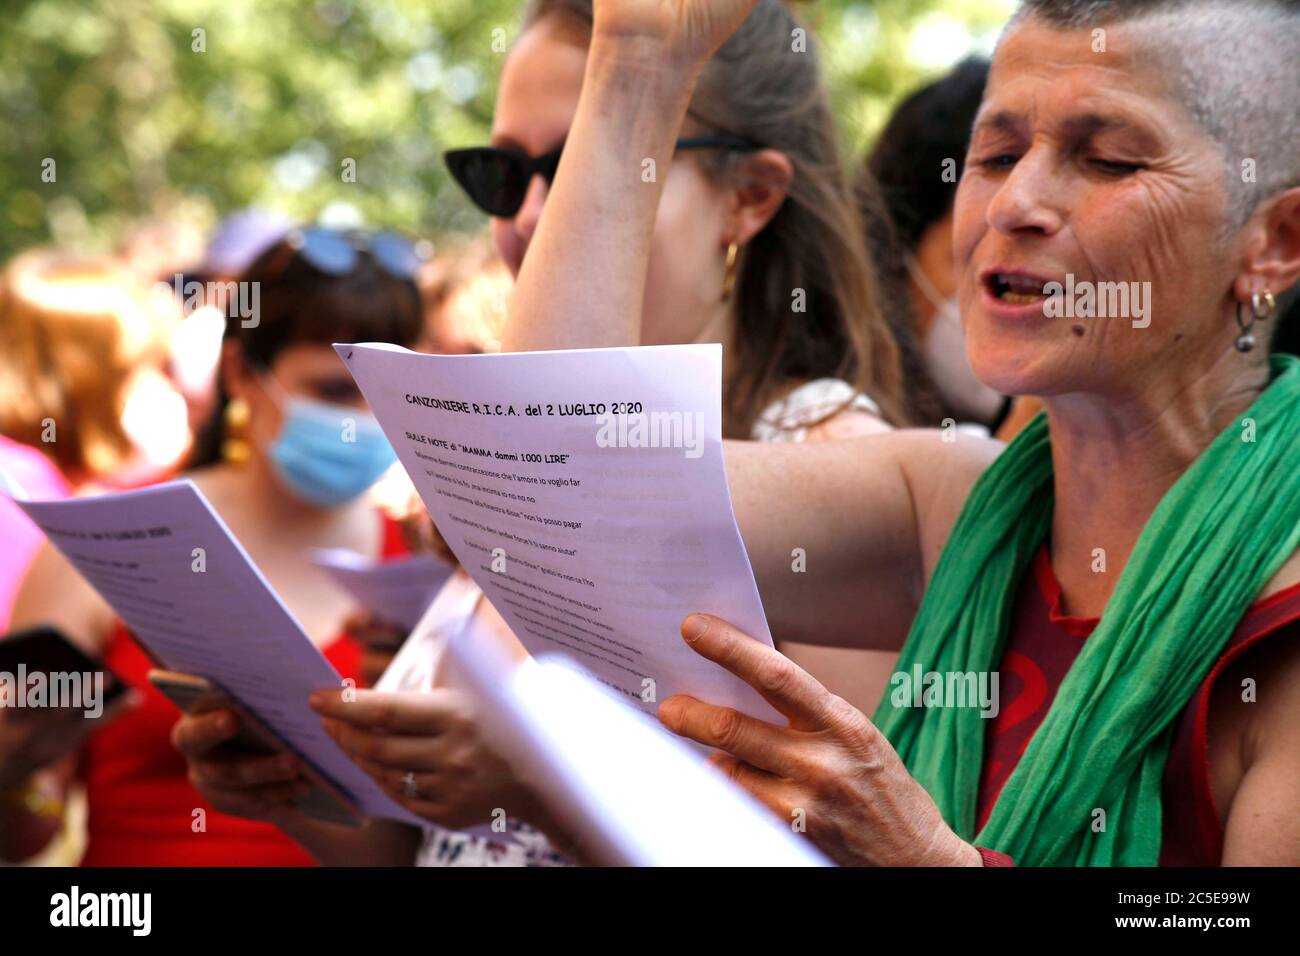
[1234,289,1276,353]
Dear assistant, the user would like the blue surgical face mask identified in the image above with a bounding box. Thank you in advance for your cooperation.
[266,395,398,508]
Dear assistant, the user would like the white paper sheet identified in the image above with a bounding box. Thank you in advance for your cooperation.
[6,478,424,826]
[312,548,455,632]
[374,572,483,693]
[337,342,778,722]
[442,618,830,866]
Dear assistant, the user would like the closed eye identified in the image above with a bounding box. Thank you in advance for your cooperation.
[1089,158,1144,176]
[978,154,1020,170]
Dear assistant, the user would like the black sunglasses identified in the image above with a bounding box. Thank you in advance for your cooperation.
[444,136,761,218]
[276,227,432,280]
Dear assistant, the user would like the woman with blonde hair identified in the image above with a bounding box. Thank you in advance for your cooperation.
[0,252,177,485]
[0,252,187,624]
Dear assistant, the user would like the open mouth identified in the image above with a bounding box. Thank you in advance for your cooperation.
[985,272,1053,306]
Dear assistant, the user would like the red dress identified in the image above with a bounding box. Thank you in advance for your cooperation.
[78,515,409,867]
[975,542,1300,865]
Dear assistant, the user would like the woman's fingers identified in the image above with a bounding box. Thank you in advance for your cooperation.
[169,708,312,825]
[321,717,456,772]
[347,755,473,827]
[170,709,240,758]
[657,694,807,778]
[188,749,302,792]
[173,710,308,812]
[707,753,799,820]
[678,614,841,729]
[308,688,464,735]
[202,780,311,820]
[353,756,445,797]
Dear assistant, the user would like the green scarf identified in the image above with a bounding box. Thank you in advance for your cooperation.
[872,354,1300,866]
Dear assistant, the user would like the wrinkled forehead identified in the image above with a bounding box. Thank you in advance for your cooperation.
[981,17,1193,133]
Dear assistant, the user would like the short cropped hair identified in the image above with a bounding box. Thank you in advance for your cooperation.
[1011,0,1300,230]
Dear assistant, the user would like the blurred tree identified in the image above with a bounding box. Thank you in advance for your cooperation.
[0,0,1013,264]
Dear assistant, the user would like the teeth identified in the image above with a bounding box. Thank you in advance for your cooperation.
[1001,291,1045,305]
[999,274,1046,294]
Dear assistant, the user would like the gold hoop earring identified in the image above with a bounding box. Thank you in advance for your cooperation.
[1234,288,1275,353]
[720,242,739,304]
[221,397,252,465]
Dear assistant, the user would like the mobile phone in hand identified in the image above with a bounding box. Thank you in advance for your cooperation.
[0,625,128,718]
[148,669,362,828]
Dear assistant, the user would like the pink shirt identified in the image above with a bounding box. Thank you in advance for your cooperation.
[0,436,71,630]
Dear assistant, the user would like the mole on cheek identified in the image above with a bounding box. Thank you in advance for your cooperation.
[1071,324,1085,337]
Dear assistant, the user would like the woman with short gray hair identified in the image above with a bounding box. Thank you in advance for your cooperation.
[502,0,1300,865]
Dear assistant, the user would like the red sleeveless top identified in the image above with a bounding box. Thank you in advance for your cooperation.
[976,543,1300,866]
[78,514,409,867]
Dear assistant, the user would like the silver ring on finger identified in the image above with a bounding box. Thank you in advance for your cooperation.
[401,771,418,798]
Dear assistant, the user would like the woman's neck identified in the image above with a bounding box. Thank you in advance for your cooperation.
[1044,352,1270,617]
[692,300,738,386]
[200,455,368,539]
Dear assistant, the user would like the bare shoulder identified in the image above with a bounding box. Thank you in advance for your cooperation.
[1219,625,1300,864]
[889,429,1005,584]
[1214,542,1300,863]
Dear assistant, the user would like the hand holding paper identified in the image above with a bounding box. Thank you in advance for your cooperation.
[5,478,424,827]
[660,613,982,868]
[442,611,830,866]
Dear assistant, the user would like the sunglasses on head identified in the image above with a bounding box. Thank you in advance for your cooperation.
[444,135,761,218]
[277,227,432,280]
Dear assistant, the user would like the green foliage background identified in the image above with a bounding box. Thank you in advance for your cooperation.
[0,0,1015,261]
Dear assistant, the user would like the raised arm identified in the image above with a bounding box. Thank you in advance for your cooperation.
[496,1,1004,651]
[501,0,759,353]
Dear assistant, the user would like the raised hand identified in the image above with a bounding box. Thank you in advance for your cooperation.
[591,0,760,70]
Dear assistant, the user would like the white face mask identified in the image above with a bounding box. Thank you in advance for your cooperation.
[904,253,1005,425]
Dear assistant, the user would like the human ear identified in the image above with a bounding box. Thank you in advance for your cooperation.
[1233,186,1300,304]
[726,148,795,246]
